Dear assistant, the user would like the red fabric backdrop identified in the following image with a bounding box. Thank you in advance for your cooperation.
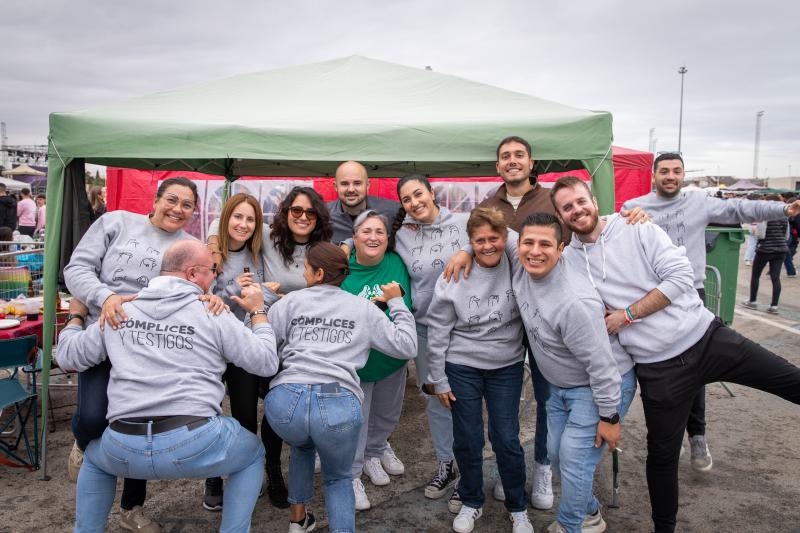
[107,146,652,213]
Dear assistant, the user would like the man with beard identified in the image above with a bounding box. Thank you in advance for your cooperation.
[551,175,800,533]
[622,153,798,471]
[327,161,399,244]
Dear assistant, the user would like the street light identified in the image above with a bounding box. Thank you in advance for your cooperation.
[677,66,688,152]
[753,110,765,180]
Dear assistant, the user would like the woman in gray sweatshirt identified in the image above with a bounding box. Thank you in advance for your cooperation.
[426,207,533,533]
[63,177,224,531]
[208,187,333,506]
[388,174,470,503]
[265,242,417,533]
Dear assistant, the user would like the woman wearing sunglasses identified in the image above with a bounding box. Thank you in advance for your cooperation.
[206,186,332,510]
[265,242,417,533]
[64,177,226,533]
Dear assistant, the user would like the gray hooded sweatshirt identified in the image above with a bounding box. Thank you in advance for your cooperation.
[622,191,786,288]
[55,276,278,422]
[393,207,470,327]
[562,214,714,364]
[64,211,196,326]
[268,284,418,402]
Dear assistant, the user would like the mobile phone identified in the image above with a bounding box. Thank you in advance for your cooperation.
[243,267,250,273]
[374,285,405,311]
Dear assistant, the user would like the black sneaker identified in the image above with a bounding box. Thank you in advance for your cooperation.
[267,465,290,509]
[424,460,459,499]
[288,510,316,533]
[203,477,223,511]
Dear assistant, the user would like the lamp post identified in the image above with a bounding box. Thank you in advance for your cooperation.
[677,66,687,152]
[753,111,765,180]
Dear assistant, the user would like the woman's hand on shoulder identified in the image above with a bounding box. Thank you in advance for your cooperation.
[99,293,137,330]
[199,293,229,315]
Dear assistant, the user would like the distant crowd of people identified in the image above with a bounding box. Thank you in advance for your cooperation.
[54,138,800,533]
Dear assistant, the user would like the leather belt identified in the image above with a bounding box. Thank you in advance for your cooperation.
[109,415,210,435]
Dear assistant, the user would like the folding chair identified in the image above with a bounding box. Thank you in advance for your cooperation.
[0,335,40,470]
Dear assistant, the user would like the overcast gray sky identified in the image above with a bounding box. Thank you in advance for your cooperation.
[2,0,797,179]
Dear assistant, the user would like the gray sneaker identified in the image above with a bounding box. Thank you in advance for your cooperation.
[689,435,713,472]
[741,301,758,310]
[767,306,779,314]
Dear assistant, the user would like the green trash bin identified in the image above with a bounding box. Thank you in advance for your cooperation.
[704,227,748,325]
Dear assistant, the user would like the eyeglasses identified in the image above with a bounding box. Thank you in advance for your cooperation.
[190,263,218,275]
[288,206,318,221]
[162,195,196,211]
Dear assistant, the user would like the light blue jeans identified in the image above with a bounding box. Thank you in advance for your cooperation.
[76,416,264,533]
[265,383,363,533]
[414,324,455,463]
[546,368,637,533]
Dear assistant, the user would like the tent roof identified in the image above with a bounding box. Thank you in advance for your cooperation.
[727,179,763,190]
[2,163,46,177]
[0,176,29,191]
[49,55,613,177]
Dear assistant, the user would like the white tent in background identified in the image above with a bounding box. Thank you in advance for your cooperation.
[0,176,29,191]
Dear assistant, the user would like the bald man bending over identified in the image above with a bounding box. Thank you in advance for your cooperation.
[56,240,279,533]
[327,160,400,243]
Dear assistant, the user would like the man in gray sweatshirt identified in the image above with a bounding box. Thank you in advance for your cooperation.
[56,240,279,533]
[510,214,634,533]
[551,176,800,533]
[621,153,800,470]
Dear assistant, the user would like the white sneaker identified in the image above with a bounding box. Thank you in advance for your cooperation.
[363,456,391,486]
[493,479,506,501]
[510,511,534,533]
[352,478,371,511]
[68,441,84,483]
[582,509,607,533]
[314,453,321,474]
[452,505,482,533]
[380,445,405,475]
[531,462,553,510]
[689,435,713,472]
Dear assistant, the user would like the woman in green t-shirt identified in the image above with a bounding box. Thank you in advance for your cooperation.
[339,210,414,511]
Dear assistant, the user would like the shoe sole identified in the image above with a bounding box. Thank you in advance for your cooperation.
[425,479,458,499]
[382,466,405,475]
[582,517,607,533]
[691,456,713,472]
[202,502,223,512]
[356,502,371,512]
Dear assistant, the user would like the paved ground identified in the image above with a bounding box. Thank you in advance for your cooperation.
[1,246,799,532]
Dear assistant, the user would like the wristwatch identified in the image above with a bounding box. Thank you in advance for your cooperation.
[599,413,620,425]
[64,313,86,325]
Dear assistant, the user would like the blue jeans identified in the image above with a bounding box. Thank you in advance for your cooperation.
[76,416,264,533]
[72,358,146,509]
[265,384,363,533]
[447,361,527,512]
[546,368,637,533]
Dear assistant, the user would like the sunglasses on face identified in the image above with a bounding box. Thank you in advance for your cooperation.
[288,206,318,221]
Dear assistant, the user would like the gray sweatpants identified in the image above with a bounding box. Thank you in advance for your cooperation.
[351,365,408,478]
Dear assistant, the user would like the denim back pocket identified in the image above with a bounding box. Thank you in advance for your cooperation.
[266,384,304,425]
[316,391,362,433]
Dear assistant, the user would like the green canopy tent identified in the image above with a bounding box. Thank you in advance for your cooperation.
[41,55,614,475]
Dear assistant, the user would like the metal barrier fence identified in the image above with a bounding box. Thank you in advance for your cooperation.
[0,241,45,301]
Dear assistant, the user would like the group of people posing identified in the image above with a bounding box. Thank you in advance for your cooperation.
[55,137,800,533]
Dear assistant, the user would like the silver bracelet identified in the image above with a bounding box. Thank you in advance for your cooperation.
[251,308,268,317]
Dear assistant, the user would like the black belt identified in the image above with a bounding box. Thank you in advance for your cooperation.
[110,415,210,435]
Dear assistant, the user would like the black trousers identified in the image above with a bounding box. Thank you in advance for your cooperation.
[685,288,708,437]
[635,318,800,533]
[224,364,283,469]
[750,251,786,306]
